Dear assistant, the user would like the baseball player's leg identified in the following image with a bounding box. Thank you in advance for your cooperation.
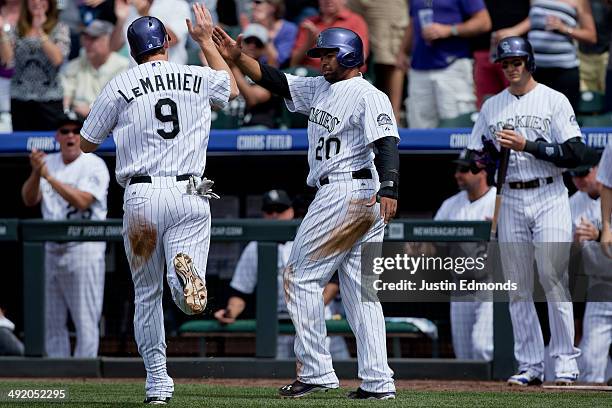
[44,251,70,357]
[533,192,579,378]
[407,69,438,128]
[123,184,173,399]
[163,187,211,315]
[499,194,545,379]
[336,183,394,393]
[450,301,475,359]
[579,302,612,383]
[284,184,362,388]
[63,246,105,357]
[471,301,493,361]
[433,58,477,120]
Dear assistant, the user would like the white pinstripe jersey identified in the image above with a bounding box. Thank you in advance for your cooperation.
[81,61,231,187]
[229,241,293,314]
[284,74,400,187]
[569,191,602,231]
[41,152,110,221]
[468,84,582,182]
[597,141,612,188]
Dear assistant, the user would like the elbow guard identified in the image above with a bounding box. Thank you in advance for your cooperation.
[255,62,291,99]
[523,137,587,168]
[373,137,400,200]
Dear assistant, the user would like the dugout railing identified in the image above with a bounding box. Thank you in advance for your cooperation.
[11,219,514,380]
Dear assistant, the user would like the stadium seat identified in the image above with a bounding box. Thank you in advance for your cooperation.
[438,112,479,128]
[578,91,606,115]
[211,109,240,129]
[578,113,612,127]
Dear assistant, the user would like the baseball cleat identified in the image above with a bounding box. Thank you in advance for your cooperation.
[347,388,396,400]
[174,253,207,314]
[507,371,543,386]
[554,373,578,385]
[143,396,171,404]
[278,380,331,398]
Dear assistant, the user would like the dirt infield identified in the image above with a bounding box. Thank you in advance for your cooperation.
[6,378,609,393]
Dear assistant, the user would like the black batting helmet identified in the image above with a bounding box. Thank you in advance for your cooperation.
[495,36,536,73]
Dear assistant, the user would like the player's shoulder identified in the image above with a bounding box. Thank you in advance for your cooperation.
[569,190,588,205]
[441,191,468,210]
[480,89,510,112]
[534,83,571,104]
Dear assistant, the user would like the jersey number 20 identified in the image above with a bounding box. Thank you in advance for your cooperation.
[315,136,341,160]
[155,98,180,139]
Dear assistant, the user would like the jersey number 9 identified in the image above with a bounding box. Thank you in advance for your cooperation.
[155,98,180,139]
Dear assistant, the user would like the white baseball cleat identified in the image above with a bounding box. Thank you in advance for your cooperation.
[554,373,578,386]
[507,371,543,386]
[174,253,207,314]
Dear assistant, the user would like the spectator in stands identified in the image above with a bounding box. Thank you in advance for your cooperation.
[214,190,349,359]
[60,0,118,60]
[285,0,319,24]
[348,0,408,123]
[250,0,297,68]
[61,19,128,117]
[0,0,71,131]
[231,24,282,129]
[0,308,24,356]
[21,112,109,357]
[290,0,368,71]
[471,0,530,109]
[578,0,611,93]
[0,0,20,131]
[527,0,596,111]
[110,0,190,64]
[396,0,491,128]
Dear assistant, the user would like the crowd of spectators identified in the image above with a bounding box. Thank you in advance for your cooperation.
[0,0,611,131]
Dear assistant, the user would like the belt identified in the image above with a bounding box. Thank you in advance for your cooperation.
[129,174,192,185]
[508,177,554,190]
[319,169,372,186]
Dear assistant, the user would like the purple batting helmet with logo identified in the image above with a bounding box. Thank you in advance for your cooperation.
[127,16,168,60]
[494,36,536,73]
[306,27,364,68]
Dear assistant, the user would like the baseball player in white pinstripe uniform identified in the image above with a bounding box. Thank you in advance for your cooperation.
[22,112,110,358]
[468,37,588,386]
[434,150,496,361]
[79,6,238,404]
[567,151,612,383]
[600,141,612,257]
[213,27,398,399]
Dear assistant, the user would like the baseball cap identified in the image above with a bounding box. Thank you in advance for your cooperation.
[242,24,268,45]
[81,20,114,37]
[567,148,602,177]
[453,149,477,166]
[57,110,85,128]
[262,189,292,213]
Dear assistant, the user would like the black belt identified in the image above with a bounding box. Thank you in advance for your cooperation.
[319,169,372,186]
[508,177,554,190]
[129,174,192,185]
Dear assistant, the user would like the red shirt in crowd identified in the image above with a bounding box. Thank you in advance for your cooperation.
[291,8,369,71]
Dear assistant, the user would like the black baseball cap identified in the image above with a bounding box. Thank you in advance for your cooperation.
[567,148,601,177]
[262,189,292,213]
[453,149,477,166]
[57,110,85,128]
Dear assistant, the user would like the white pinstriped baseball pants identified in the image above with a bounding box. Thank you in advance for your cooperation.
[283,174,395,393]
[44,243,105,357]
[499,179,580,378]
[450,301,493,361]
[579,302,612,383]
[122,176,211,399]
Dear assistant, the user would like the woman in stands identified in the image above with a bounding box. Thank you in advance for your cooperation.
[0,0,70,130]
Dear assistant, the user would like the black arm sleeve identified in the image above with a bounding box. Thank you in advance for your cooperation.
[254,62,291,99]
[523,137,588,168]
[228,287,250,302]
[373,136,400,199]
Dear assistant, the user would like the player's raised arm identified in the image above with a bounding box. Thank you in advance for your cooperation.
[212,26,291,99]
[187,4,239,100]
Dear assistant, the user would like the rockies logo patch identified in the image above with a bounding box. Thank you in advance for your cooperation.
[377,113,393,126]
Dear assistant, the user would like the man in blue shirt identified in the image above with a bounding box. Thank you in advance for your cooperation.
[396,0,491,128]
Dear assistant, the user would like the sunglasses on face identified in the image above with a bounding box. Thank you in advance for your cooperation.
[569,169,591,178]
[59,127,81,135]
[252,0,266,4]
[501,60,524,69]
